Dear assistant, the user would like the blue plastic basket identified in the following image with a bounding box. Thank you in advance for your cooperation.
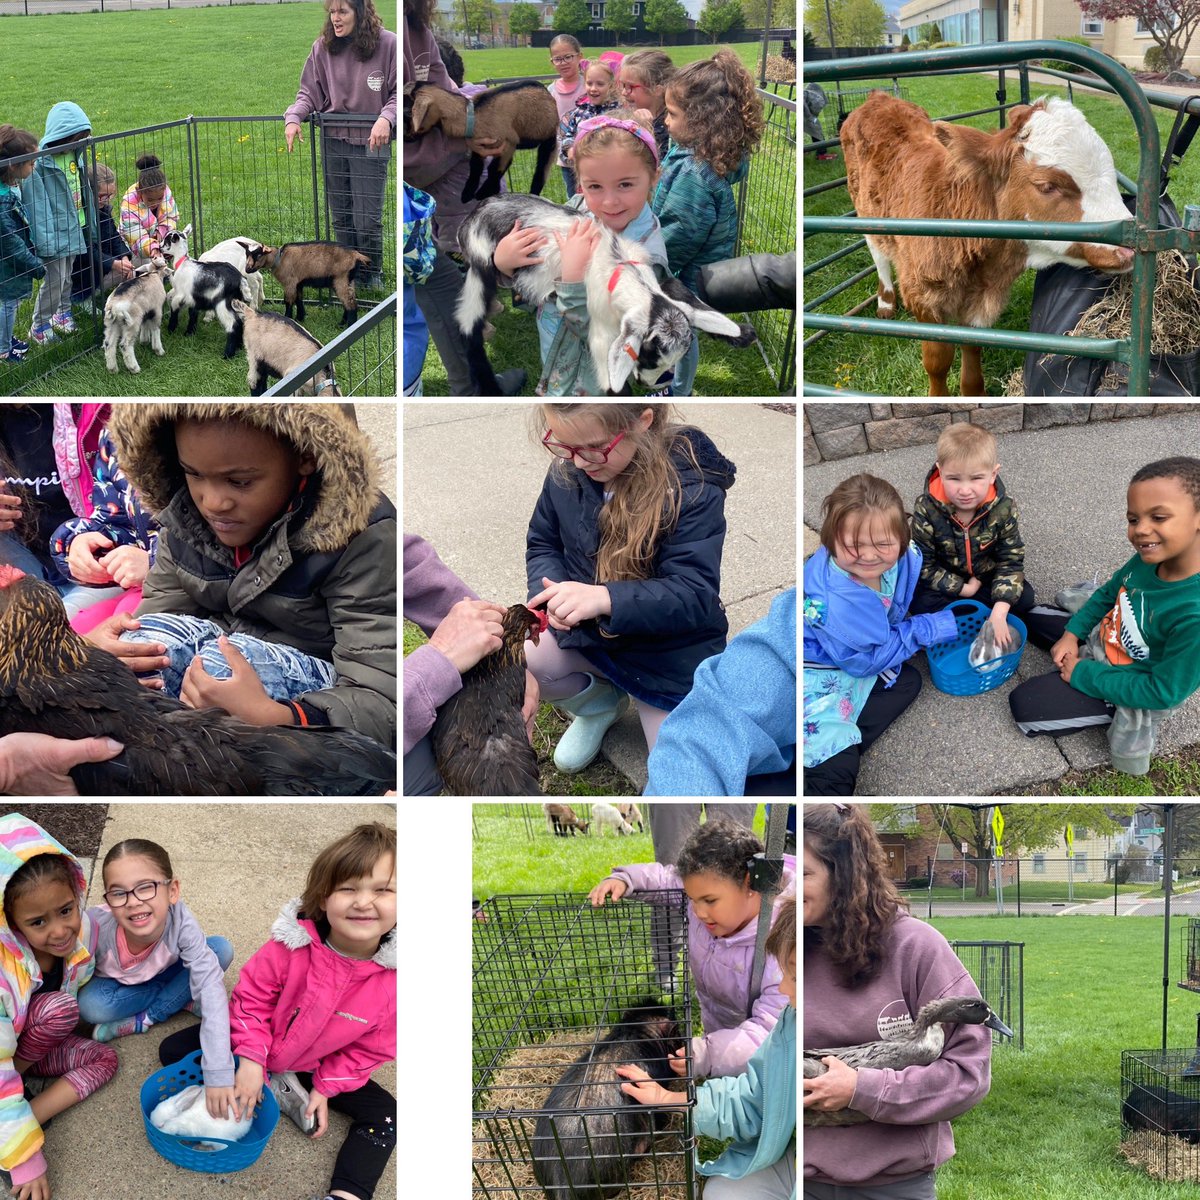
[926,599,1027,696]
[141,1051,279,1173]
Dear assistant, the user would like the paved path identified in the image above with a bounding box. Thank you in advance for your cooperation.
[405,403,797,790]
[803,409,1200,796]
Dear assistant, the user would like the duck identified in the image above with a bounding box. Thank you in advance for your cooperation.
[804,995,1013,1127]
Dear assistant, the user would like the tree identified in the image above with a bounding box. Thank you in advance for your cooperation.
[900,30,910,47]
[699,0,745,39]
[744,0,795,28]
[839,0,885,45]
[603,0,636,37]
[554,0,592,35]
[461,0,499,40]
[644,0,690,41]
[1078,0,1200,73]
[509,0,542,43]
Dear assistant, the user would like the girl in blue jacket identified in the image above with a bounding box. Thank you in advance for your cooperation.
[525,402,735,773]
[803,473,958,796]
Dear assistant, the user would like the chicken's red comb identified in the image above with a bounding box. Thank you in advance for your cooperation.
[534,608,549,634]
[0,565,26,589]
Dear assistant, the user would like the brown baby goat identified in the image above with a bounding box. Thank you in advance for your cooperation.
[244,241,370,326]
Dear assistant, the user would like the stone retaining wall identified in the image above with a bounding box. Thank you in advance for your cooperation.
[804,402,1194,464]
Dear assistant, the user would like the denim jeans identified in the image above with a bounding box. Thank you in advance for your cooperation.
[76,934,234,1025]
[0,533,48,579]
[0,297,18,352]
[118,613,336,700]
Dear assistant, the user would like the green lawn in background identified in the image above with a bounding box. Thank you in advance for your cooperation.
[923,916,1200,1200]
[802,70,1199,396]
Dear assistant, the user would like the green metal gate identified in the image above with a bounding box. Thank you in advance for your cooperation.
[803,41,1200,397]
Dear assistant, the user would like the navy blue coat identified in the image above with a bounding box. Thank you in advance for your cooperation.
[526,427,736,709]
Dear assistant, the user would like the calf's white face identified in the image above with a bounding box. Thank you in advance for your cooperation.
[1018,99,1133,274]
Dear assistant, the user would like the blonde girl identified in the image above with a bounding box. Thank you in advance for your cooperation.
[654,49,764,394]
[559,57,621,173]
[802,473,958,795]
[524,403,736,772]
[547,33,588,194]
[619,49,675,162]
[493,110,669,395]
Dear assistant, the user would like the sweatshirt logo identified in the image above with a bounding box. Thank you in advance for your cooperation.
[367,70,383,94]
[1098,586,1149,666]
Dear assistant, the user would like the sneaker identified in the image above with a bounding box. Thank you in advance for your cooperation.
[28,324,55,346]
[269,1071,317,1134]
[9,337,28,356]
[50,309,77,335]
[92,1010,154,1042]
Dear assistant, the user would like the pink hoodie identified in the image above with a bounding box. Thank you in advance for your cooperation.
[51,403,109,517]
[229,899,395,1098]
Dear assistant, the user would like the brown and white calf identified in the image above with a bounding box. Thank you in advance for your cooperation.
[840,92,1134,396]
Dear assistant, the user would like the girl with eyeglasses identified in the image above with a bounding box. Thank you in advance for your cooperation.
[619,50,676,163]
[69,162,134,306]
[0,814,119,1200]
[77,839,235,1121]
[524,402,735,772]
[546,35,588,196]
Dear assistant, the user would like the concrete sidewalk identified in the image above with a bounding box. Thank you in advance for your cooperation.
[403,403,797,790]
[803,409,1200,796]
[39,803,396,1200]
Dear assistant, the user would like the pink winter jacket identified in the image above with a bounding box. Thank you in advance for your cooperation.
[609,857,796,1079]
[51,403,110,518]
[228,899,396,1099]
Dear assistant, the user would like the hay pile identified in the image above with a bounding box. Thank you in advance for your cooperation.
[1000,367,1026,396]
[473,1027,693,1200]
[1119,1128,1200,1182]
[763,54,795,82]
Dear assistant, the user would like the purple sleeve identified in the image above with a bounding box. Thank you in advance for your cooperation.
[403,533,479,634]
[403,643,463,754]
[174,909,234,1088]
[695,967,786,1078]
[610,862,683,897]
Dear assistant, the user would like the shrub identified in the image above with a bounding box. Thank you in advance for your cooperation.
[928,40,960,49]
[1145,43,1169,72]
[1041,35,1094,74]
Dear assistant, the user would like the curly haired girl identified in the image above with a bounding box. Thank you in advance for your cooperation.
[653,49,764,394]
[523,402,735,771]
[804,804,996,1198]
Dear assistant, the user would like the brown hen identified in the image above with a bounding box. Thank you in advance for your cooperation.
[431,604,547,796]
[0,565,396,796]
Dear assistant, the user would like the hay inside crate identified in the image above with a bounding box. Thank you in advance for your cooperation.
[1120,1049,1200,1182]
[473,892,697,1200]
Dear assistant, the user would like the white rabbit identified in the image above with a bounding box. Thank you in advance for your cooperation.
[151,1084,254,1150]
[968,621,1003,669]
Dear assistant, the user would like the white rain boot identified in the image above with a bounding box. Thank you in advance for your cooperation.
[552,674,629,773]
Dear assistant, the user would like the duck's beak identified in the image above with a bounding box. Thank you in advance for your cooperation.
[985,1010,1015,1039]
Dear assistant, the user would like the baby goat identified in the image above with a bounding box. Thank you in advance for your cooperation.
[199,237,266,315]
[231,300,339,396]
[102,257,171,375]
[243,241,370,327]
[456,194,755,395]
[408,81,559,203]
[160,224,250,358]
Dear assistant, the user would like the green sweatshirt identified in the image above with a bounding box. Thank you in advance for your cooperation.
[1067,552,1200,711]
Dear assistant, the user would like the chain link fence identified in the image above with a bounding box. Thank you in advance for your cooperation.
[0,0,311,13]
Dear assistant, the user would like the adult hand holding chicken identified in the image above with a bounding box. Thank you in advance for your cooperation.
[529,576,611,630]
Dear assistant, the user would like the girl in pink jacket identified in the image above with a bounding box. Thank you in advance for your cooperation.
[157,822,396,1200]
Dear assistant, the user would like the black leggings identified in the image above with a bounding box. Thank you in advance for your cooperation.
[158,1024,396,1200]
[803,662,922,795]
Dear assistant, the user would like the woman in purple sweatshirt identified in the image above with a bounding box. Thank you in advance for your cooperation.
[803,804,993,1200]
[285,0,396,290]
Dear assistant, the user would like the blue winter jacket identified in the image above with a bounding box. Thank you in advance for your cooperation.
[20,102,95,260]
[0,184,44,302]
[645,588,795,796]
[526,426,735,708]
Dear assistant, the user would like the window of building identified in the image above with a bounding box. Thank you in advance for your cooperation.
[1081,15,1103,34]
[1033,854,1046,874]
[1075,851,1088,871]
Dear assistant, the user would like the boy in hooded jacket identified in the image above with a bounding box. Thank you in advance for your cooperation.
[88,403,396,751]
[0,814,118,1200]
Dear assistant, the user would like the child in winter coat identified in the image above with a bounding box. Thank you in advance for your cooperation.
[589,818,794,1079]
[71,162,134,302]
[20,102,96,347]
[157,822,397,1200]
[87,403,397,750]
[620,894,796,1200]
[524,403,734,770]
[559,56,621,166]
[0,814,119,1200]
[0,125,45,364]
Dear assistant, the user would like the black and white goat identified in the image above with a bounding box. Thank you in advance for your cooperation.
[456,194,755,395]
[102,257,171,375]
[199,237,266,314]
[160,224,250,358]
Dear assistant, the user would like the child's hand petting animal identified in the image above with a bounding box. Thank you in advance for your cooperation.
[987,607,1014,651]
[493,219,548,275]
[233,1057,266,1121]
[554,217,602,284]
[528,576,611,629]
[206,1084,239,1121]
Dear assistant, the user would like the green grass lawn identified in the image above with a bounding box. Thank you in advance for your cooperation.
[418,43,795,396]
[802,68,1198,396]
[0,2,397,395]
[911,915,1200,1199]
[919,880,1148,902]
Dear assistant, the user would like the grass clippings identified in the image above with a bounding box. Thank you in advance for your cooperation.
[1119,1129,1200,1183]
[473,1028,693,1200]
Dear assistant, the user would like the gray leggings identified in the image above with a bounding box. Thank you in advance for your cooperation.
[322,135,389,275]
[804,1171,937,1200]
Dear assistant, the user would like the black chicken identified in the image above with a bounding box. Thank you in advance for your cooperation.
[0,565,396,796]
[432,604,547,796]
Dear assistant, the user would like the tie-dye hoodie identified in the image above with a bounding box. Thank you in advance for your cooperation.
[0,815,97,1187]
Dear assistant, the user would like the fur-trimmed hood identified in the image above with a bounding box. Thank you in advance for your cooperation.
[271,896,395,970]
[108,402,380,555]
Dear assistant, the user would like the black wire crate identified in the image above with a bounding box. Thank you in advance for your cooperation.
[949,940,1024,1050]
[1120,1049,1200,1182]
[473,892,696,1200]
